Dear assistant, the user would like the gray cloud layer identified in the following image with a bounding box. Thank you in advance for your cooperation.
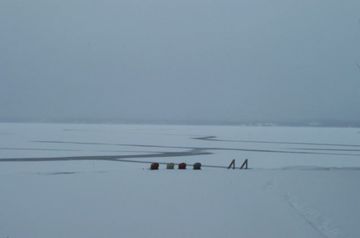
[1,0,360,123]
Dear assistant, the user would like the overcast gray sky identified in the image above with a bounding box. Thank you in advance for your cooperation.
[1,0,360,124]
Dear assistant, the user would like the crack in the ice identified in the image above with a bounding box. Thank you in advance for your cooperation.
[194,136,360,148]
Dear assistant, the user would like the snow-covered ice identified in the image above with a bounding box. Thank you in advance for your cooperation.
[0,123,359,238]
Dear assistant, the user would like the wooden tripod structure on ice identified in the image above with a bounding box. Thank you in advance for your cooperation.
[227,159,248,169]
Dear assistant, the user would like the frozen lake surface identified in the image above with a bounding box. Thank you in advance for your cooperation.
[0,123,359,238]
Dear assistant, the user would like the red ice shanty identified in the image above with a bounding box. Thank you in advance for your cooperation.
[178,163,187,170]
[150,162,159,170]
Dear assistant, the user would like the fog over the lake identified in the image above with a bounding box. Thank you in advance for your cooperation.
[1,0,360,124]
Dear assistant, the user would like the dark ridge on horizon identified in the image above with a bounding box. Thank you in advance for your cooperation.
[0,117,360,128]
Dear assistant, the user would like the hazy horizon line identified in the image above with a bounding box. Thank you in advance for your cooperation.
[1,118,360,128]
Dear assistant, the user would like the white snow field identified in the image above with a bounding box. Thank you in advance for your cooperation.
[0,123,360,238]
